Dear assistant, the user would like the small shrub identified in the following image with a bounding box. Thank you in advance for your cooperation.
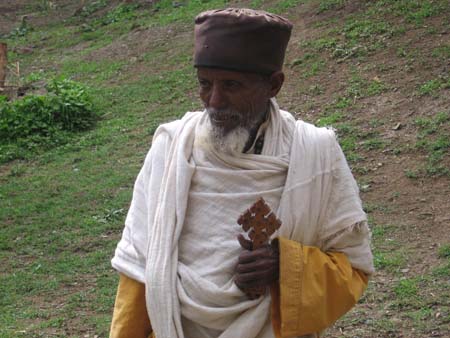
[0,78,95,141]
[8,19,32,38]
[0,78,97,162]
[46,78,96,131]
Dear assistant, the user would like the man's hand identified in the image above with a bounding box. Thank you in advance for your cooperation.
[235,234,279,296]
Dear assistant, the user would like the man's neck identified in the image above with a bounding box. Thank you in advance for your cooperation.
[242,108,269,153]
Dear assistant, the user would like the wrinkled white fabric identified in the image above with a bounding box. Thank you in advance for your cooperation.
[176,109,291,338]
[111,98,374,338]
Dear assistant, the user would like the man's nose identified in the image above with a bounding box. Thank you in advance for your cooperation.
[208,84,227,110]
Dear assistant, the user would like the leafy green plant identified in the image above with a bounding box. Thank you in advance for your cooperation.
[0,78,97,163]
[404,169,419,179]
[22,71,46,84]
[45,78,96,131]
[8,19,32,38]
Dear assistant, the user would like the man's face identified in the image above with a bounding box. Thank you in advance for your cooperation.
[197,67,272,135]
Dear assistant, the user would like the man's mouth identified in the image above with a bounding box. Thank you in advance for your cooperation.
[208,110,240,126]
[210,115,236,124]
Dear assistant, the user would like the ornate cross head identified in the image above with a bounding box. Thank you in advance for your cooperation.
[237,197,282,249]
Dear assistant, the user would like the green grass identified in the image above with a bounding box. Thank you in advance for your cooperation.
[60,59,127,84]
[0,2,203,334]
[317,0,346,13]
[297,59,327,78]
[394,278,418,299]
[343,19,394,41]
[432,44,450,60]
[374,251,406,271]
[372,0,448,25]
[418,77,450,97]
[267,0,309,13]
[346,72,387,99]
[438,244,450,258]
[316,112,343,127]
[361,137,386,151]
[433,262,450,277]
[412,112,450,177]
[145,0,236,26]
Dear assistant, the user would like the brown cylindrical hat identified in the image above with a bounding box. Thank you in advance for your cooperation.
[194,8,293,75]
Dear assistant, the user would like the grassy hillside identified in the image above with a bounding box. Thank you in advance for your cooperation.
[1,0,449,336]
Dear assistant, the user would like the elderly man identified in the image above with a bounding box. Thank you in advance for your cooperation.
[110,8,374,338]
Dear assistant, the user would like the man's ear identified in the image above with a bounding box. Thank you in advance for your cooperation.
[268,71,285,98]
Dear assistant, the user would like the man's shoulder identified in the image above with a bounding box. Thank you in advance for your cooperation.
[288,118,339,161]
[295,119,336,142]
[278,109,335,138]
[153,111,203,141]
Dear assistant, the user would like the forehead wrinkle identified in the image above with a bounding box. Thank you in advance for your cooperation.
[197,67,267,84]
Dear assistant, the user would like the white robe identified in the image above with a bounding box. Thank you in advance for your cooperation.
[111,99,374,338]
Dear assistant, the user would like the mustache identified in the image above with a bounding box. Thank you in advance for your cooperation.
[206,108,240,122]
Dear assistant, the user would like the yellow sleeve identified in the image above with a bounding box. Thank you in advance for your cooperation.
[271,237,369,338]
[110,273,153,338]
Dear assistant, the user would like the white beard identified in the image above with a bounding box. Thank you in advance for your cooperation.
[195,115,250,155]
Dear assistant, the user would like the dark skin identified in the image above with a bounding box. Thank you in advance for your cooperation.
[196,67,285,293]
[197,67,284,152]
[235,235,280,296]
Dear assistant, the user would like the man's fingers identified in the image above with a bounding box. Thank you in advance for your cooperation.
[236,258,276,273]
[237,234,252,250]
[235,269,277,289]
[238,245,273,264]
[235,271,267,288]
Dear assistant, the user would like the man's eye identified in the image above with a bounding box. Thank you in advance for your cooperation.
[224,80,241,89]
[198,79,210,88]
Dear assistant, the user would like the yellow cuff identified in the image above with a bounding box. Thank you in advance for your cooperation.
[110,273,152,338]
[271,237,368,337]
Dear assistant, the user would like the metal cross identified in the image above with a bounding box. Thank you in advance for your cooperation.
[237,197,282,298]
[238,197,282,249]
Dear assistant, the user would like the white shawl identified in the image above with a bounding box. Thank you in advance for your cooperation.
[112,99,374,338]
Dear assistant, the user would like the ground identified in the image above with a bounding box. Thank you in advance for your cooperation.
[0,0,449,337]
